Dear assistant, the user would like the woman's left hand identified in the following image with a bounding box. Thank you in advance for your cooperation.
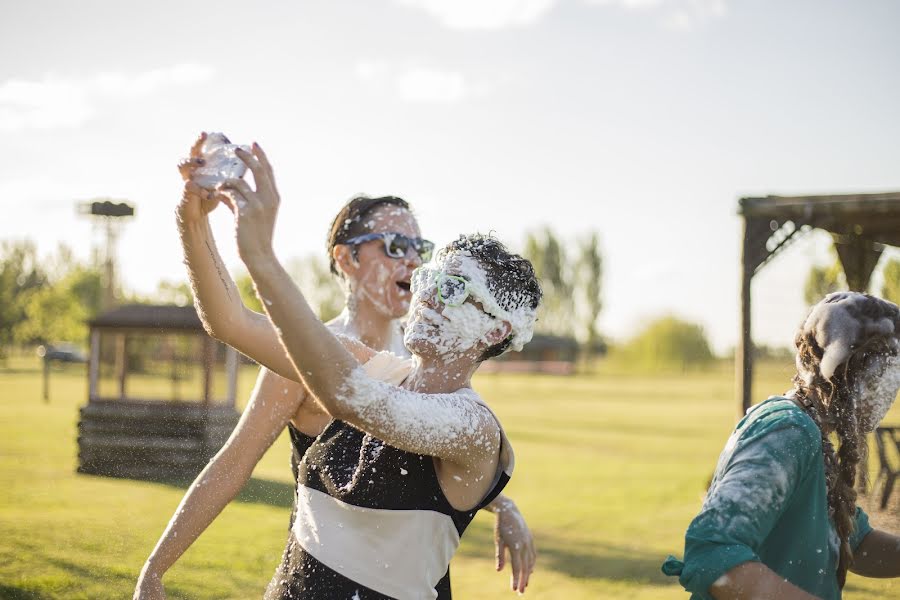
[494,500,537,593]
[216,143,280,266]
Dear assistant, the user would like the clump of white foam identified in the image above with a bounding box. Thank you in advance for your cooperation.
[798,292,898,380]
[406,250,537,358]
[855,354,900,432]
[192,132,251,189]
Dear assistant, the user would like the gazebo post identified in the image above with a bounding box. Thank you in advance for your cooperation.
[833,234,883,292]
[88,328,100,401]
[202,335,214,405]
[116,333,127,401]
[225,347,238,408]
[737,218,755,417]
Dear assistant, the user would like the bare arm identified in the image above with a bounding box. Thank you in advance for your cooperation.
[220,145,499,468]
[709,562,821,600]
[176,134,296,380]
[486,494,536,594]
[134,368,306,598]
[850,529,900,578]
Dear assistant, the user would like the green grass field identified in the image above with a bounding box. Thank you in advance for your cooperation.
[1,355,897,599]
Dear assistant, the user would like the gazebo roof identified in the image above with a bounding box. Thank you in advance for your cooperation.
[89,304,203,331]
[740,192,900,247]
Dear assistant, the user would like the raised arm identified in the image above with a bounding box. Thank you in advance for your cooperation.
[216,144,499,467]
[135,368,307,599]
[176,134,296,380]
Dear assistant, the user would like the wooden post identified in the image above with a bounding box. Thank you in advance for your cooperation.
[202,335,213,405]
[42,356,50,403]
[225,346,238,408]
[737,218,754,418]
[88,329,100,401]
[115,333,127,400]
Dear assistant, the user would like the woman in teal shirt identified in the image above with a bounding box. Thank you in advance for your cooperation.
[665,292,900,599]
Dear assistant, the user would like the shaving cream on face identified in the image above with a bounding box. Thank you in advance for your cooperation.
[405,250,537,360]
[856,354,900,432]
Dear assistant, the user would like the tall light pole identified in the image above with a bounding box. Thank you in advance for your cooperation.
[77,199,135,311]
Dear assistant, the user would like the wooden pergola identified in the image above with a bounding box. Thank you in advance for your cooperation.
[78,304,241,480]
[737,192,900,415]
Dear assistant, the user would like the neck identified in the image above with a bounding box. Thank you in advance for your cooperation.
[404,353,478,393]
[344,297,397,352]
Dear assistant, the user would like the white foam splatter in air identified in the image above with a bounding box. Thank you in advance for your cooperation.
[855,354,900,432]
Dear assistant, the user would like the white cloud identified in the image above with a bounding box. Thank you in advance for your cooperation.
[0,63,215,131]
[395,0,557,30]
[356,61,490,104]
[396,68,468,103]
[585,0,727,30]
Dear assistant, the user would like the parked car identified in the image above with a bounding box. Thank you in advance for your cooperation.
[38,343,87,363]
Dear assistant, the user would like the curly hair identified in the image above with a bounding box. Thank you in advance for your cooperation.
[792,293,900,588]
[444,233,542,361]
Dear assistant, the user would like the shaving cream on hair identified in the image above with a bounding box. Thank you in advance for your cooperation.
[407,249,538,356]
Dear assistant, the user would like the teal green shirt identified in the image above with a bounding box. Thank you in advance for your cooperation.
[663,397,872,599]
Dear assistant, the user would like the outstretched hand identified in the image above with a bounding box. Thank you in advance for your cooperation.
[176,132,220,227]
[215,143,281,266]
[494,500,537,593]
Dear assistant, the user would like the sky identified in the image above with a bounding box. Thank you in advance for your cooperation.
[2,0,899,353]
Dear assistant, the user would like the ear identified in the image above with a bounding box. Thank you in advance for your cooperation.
[484,320,512,346]
[332,245,359,277]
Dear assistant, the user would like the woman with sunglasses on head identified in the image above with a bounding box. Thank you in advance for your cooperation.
[663,292,900,599]
[135,135,536,600]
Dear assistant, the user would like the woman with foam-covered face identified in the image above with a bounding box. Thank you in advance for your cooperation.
[134,136,536,600]
[664,292,900,600]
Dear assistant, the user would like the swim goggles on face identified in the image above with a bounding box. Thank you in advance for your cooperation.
[411,268,472,307]
[343,232,435,262]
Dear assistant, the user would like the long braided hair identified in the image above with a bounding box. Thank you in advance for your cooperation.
[791,292,900,588]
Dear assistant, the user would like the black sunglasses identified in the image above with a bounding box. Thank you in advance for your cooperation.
[343,232,434,262]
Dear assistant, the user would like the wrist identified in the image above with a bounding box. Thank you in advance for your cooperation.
[489,496,516,513]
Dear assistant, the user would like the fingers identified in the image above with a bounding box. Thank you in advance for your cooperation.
[251,142,275,181]
[509,545,523,592]
[495,538,507,572]
[219,178,255,207]
[178,157,205,181]
[234,145,263,179]
[189,132,207,158]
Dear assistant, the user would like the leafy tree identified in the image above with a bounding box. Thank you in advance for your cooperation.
[234,271,264,314]
[574,232,603,359]
[10,253,103,346]
[154,280,193,307]
[0,241,47,356]
[614,315,714,371]
[881,258,900,305]
[803,259,845,306]
[286,255,344,322]
[522,228,574,337]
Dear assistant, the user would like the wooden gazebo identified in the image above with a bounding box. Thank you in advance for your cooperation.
[77,304,240,480]
[737,192,900,415]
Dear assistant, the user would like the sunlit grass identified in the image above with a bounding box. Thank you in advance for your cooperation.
[1,355,896,598]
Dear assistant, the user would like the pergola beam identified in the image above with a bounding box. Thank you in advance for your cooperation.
[737,192,900,417]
